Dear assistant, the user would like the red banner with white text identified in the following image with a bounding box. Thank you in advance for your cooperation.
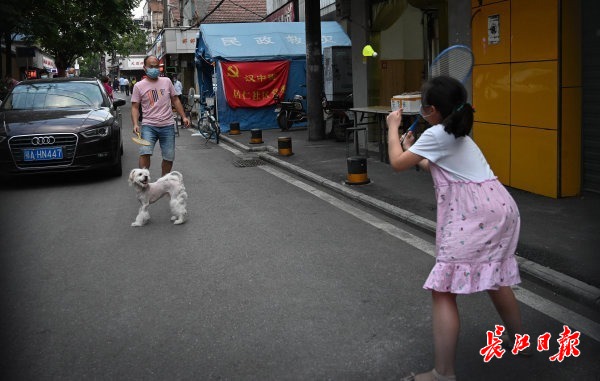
[220,60,289,108]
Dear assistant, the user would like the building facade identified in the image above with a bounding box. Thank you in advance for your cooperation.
[263,0,595,197]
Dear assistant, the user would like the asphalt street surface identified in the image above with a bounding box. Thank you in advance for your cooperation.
[0,102,598,380]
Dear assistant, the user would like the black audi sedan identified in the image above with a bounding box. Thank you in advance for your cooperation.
[0,77,126,178]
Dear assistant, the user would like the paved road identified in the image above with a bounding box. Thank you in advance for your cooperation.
[0,103,598,380]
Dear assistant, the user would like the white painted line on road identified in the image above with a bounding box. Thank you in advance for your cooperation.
[512,286,600,342]
[220,142,244,156]
[221,142,600,342]
[260,164,600,343]
[261,165,437,255]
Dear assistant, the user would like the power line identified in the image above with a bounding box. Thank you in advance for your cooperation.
[228,0,264,19]
[200,0,226,23]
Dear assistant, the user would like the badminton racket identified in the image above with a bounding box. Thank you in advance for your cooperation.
[428,44,474,84]
[403,45,474,135]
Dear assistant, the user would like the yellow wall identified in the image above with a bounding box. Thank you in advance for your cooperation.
[471,0,581,198]
[472,122,511,184]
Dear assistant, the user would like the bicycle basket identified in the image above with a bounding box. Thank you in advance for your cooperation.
[205,97,215,107]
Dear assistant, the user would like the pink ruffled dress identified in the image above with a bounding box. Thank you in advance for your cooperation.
[423,163,521,294]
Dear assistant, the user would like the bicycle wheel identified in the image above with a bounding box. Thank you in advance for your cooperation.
[193,118,214,144]
[197,124,212,142]
[210,118,220,144]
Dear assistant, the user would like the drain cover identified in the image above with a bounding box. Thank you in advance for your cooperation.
[233,158,264,167]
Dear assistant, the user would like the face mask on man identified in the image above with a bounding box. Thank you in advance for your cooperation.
[146,67,160,79]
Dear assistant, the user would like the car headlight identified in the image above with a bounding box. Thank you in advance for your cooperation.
[81,126,110,138]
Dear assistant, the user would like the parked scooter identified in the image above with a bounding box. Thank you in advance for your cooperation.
[274,91,352,136]
[274,93,307,131]
[322,94,353,141]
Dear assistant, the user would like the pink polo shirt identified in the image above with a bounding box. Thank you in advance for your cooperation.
[131,77,177,127]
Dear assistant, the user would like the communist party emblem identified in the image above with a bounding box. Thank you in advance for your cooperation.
[226,65,240,78]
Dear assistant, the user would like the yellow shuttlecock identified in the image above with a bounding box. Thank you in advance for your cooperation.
[362,44,378,57]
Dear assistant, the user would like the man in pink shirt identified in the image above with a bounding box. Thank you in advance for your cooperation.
[131,55,190,175]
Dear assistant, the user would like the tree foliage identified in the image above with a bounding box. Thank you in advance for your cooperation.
[4,0,144,76]
[78,52,103,78]
[1,0,36,77]
[113,27,148,57]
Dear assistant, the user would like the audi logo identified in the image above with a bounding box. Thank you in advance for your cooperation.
[31,136,56,146]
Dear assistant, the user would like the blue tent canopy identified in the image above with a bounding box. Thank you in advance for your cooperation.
[195,22,352,131]
[198,22,351,61]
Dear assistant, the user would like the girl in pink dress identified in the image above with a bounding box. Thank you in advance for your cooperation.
[387,76,527,381]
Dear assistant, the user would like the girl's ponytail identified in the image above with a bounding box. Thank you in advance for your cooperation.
[443,102,474,138]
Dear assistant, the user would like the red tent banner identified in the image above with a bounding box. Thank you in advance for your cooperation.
[220,60,290,108]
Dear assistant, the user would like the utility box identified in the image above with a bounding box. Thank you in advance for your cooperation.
[324,46,353,103]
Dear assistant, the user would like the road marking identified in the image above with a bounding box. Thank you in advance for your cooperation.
[221,142,600,342]
[260,165,436,255]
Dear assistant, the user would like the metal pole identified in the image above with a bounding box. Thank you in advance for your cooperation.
[305,1,325,141]
[163,0,169,29]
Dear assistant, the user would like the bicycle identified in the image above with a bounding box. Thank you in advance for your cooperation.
[192,93,220,144]
[172,95,193,137]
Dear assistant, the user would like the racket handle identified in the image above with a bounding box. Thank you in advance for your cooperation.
[407,118,418,132]
[400,117,419,146]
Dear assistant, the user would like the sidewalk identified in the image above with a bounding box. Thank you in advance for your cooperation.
[217,127,600,309]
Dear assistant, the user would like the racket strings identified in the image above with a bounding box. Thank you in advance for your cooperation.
[429,47,474,83]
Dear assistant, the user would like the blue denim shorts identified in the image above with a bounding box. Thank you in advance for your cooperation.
[139,124,175,161]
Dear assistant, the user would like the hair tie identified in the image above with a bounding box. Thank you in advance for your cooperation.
[456,103,473,112]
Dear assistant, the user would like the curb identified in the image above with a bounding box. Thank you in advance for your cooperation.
[220,135,600,309]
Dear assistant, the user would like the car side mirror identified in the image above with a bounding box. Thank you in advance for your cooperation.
[113,99,126,109]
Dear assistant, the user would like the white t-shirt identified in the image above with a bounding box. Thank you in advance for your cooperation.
[408,124,495,182]
[173,80,183,95]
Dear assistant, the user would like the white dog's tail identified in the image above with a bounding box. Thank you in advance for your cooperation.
[170,171,184,181]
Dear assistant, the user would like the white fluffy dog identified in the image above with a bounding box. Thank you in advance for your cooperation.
[128,168,188,226]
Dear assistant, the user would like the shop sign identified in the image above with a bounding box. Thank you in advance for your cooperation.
[125,58,145,69]
[42,56,56,70]
[155,34,165,60]
[265,2,295,22]
[175,30,198,53]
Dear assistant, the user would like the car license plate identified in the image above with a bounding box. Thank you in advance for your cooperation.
[23,147,63,161]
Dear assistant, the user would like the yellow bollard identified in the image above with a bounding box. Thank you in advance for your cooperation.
[345,156,370,185]
[249,129,263,144]
[277,137,293,156]
[229,121,241,135]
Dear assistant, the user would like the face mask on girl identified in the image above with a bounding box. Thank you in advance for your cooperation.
[419,104,434,121]
[145,67,160,79]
